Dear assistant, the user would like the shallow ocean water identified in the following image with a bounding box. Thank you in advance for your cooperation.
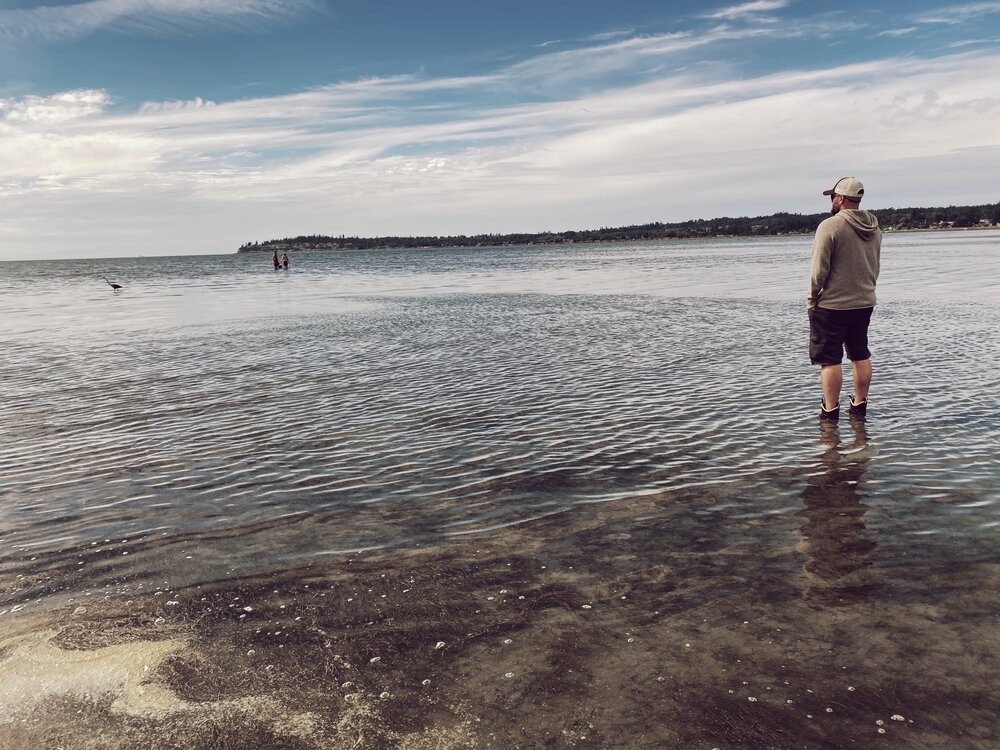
[1,231,998,608]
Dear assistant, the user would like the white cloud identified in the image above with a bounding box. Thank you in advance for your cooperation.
[913,1,1000,25]
[704,1,791,21]
[493,18,866,92]
[0,0,317,42]
[878,27,918,38]
[494,26,799,91]
[500,33,702,88]
[948,37,1000,47]
[0,89,110,124]
[2,19,1000,259]
[139,97,218,115]
[583,29,636,42]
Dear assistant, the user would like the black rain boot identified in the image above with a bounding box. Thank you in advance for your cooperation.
[849,395,867,419]
[819,401,840,422]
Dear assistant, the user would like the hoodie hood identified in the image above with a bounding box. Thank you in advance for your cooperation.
[838,209,879,240]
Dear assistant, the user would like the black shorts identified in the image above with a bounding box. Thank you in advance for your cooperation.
[809,306,874,366]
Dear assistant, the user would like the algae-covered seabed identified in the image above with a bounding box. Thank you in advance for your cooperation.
[2,449,998,750]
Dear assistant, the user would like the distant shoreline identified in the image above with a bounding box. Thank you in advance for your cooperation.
[237,221,1000,254]
[236,203,999,253]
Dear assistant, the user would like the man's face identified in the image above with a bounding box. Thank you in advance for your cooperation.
[830,194,843,215]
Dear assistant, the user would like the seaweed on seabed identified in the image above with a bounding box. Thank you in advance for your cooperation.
[137,550,579,744]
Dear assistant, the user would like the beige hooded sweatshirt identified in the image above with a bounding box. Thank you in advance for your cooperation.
[808,209,881,310]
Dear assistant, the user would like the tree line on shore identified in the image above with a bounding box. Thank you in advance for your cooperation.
[238,202,1000,252]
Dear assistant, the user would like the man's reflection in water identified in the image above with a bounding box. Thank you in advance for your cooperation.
[796,416,877,606]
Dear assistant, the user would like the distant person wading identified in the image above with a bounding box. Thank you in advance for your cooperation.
[808,177,882,422]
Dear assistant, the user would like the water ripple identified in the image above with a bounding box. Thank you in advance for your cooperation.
[1,234,998,598]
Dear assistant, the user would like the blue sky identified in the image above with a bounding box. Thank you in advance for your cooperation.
[1,0,999,259]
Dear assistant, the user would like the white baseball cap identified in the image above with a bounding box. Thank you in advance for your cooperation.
[822,176,864,199]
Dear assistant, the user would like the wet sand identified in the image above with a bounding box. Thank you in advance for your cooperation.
[3,477,999,750]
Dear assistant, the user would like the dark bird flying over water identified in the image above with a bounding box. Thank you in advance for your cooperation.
[103,277,122,292]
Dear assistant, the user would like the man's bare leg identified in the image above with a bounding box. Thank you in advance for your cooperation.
[851,359,872,404]
[820,364,842,411]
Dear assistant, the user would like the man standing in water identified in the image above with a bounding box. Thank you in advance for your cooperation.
[808,177,881,421]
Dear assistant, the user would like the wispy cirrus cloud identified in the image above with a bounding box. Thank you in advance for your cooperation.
[0,0,318,42]
[947,37,1000,47]
[913,1,1000,25]
[495,19,863,92]
[583,29,636,42]
[879,26,919,38]
[703,1,791,21]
